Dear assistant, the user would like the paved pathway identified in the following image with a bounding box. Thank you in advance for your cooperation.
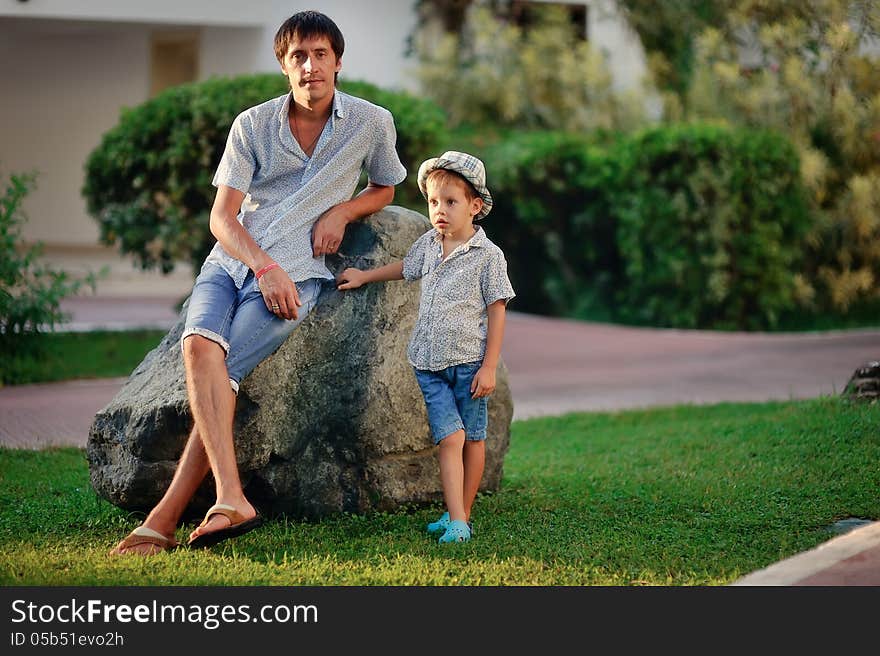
[504,312,877,419]
[3,304,876,448]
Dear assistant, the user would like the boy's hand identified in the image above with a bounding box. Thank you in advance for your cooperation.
[336,267,367,290]
[471,364,496,399]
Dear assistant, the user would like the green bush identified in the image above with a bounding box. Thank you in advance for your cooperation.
[338,80,448,212]
[613,124,813,330]
[482,124,813,330]
[1,171,97,366]
[83,75,447,276]
[482,131,623,318]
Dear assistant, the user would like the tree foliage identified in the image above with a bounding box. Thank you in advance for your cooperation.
[412,1,647,131]
[684,0,880,312]
[617,0,726,100]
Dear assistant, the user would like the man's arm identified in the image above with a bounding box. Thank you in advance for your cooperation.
[312,181,396,256]
[210,184,302,320]
[471,300,507,399]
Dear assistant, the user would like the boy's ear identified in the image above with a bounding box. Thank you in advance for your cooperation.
[471,197,484,218]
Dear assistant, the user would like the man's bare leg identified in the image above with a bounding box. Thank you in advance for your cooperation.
[112,425,212,554]
[182,335,257,542]
[112,335,256,554]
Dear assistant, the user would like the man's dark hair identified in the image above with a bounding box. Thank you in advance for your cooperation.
[274,10,345,82]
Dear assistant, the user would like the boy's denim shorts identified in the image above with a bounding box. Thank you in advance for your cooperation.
[413,361,488,444]
[181,262,323,393]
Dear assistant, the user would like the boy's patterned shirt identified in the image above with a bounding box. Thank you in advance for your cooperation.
[208,91,407,289]
[402,226,515,371]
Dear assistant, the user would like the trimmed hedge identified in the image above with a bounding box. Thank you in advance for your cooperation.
[482,131,623,318]
[83,75,447,275]
[613,124,812,330]
[483,124,813,330]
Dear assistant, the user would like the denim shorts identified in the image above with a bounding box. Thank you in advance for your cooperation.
[413,362,488,444]
[182,262,323,392]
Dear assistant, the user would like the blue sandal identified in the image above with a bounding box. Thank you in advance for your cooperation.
[427,512,474,536]
[426,512,450,534]
[438,519,472,544]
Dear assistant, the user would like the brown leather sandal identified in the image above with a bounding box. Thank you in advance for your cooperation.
[187,503,264,549]
[109,526,178,556]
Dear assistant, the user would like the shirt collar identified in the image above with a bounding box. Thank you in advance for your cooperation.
[431,224,486,247]
[279,89,345,124]
[332,90,346,118]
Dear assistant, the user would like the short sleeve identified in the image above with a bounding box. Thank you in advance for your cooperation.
[481,247,516,307]
[363,109,407,187]
[212,112,256,193]
[402,230,433,281]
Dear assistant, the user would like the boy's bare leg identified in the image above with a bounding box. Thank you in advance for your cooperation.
[438,430,467,522]
[182,335,257,542]
[462,439,485,522]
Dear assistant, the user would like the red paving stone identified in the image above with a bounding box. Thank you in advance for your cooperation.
[794,544,880,586]
[502,312,879,419]
[0,378,125,449]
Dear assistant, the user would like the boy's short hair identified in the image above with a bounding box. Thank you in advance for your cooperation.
[274,10,345,70]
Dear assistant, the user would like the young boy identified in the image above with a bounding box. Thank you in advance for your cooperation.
[336,151,515,543]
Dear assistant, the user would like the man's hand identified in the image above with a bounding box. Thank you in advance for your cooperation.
[471,364,496,399]
[336,267,368,290]
[312,205,350,256]
[258,267,302,320]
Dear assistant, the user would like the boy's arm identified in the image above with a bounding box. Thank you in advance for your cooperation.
[471,299,507,399]
[210,185,302,320]
[313,182,396,256]
[336,260,404,290]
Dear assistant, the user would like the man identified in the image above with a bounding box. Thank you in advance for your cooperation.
[111,10,406,555]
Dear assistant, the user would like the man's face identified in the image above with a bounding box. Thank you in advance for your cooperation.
[280,35,341,104]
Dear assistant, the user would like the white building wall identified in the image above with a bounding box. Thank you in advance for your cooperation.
[588,0,650,92]
[199,25,265,79]
[0,0,271,26]
[0,23,151,245]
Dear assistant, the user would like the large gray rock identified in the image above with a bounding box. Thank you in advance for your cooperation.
[87,206,514,520]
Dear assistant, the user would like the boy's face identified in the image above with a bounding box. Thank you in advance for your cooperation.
[280,35,341,105]
[425,176,483,240]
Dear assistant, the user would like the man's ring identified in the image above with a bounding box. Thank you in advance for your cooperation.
[272,303,280,311]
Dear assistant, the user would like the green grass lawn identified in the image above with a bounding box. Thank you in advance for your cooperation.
[1,396,877,586]
[1,330,166,385]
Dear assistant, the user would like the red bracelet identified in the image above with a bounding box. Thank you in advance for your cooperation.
[255,262,280,279]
